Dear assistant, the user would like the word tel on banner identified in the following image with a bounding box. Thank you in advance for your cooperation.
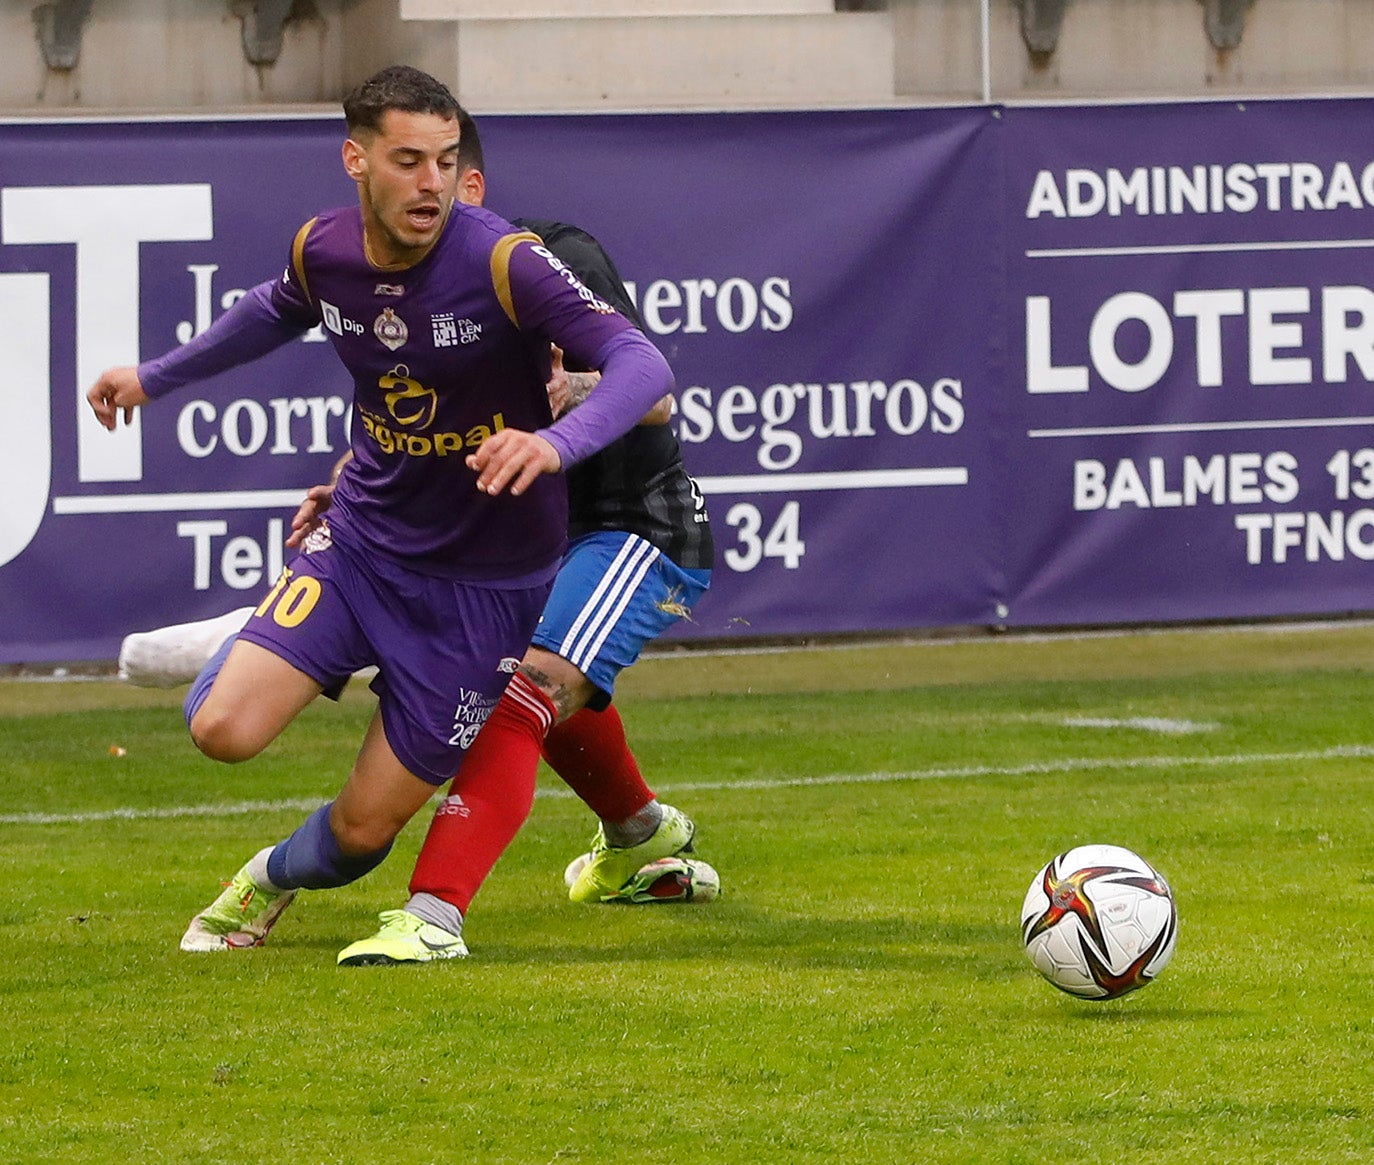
[178,517,286,592]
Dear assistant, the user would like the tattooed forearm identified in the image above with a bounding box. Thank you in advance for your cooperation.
[561,371,601,412]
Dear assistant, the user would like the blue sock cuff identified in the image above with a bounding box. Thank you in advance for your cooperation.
[183,633,236,728]
[267,802,393,891]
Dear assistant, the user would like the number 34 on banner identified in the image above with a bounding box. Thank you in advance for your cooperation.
[723,501,804,571]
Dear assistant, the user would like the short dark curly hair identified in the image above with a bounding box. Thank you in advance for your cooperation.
[342,65,462,136]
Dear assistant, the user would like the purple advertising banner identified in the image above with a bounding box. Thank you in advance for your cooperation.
[1003,99,1374,625]
[0,107,1002,661]
[4,98,1374,662]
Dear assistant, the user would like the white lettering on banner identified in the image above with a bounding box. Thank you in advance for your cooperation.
[0,273,51,569]
[1063,443,1374,568]
[179,264,323,344]
[1073,452,1299,511]
[677,377,964,471]
[1026,286,1374,393]
[1026,160,1374,219]
[176,396,347,458]
[1,184,214,483]
[622,276,793,335]
[178,518,284,591]
[176,264,220,342]
[723,501,805,572]
[1234,511,1374,564]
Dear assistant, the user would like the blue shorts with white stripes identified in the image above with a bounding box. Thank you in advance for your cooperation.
[530,531,711,709]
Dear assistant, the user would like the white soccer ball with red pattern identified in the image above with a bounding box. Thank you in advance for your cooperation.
[1020,844,1177,1000]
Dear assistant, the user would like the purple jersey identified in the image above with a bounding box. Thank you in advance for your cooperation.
[140,201,672,583]
[275,203,633,581]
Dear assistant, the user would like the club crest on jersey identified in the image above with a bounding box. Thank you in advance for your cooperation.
[374,307,409,350]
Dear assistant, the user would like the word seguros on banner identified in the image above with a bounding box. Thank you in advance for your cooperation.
[676,377,965,471]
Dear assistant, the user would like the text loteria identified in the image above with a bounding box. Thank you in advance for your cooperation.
[1027,285,1374,393]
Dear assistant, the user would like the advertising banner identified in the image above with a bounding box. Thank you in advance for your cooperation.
[0,107,1001,660]
[3,98,1373,661]
[1002,100,1374,625]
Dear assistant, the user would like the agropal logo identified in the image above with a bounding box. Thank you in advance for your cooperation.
[380,365,438,430]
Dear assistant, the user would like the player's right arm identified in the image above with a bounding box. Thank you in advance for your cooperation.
[133,279,314,398]
[86,366,151,431]
[85,223,321,429]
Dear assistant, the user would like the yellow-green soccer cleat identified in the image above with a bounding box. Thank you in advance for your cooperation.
[336,909,469,967]
[568,804,696,903]
[179,862,296,952]
[616,856,721,904]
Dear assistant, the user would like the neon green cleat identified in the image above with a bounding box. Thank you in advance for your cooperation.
[615,856,721,904]
[180,858,296,952]
[568,804,696,903]
[337,910,468,967]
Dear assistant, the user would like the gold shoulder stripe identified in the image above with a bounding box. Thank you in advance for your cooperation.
[490,231,543,326]
[290,217,318,305]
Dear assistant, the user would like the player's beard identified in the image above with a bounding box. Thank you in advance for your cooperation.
[366,189,451,266]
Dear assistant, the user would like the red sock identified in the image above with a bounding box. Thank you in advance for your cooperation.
[408,673,555,913]
[542,704,655,823]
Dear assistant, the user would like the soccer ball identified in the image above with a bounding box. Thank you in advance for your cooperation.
[562,852,721,903]
[1020,844,1177,1000]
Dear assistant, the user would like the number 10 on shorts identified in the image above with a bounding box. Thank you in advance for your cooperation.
[255,567,324,628]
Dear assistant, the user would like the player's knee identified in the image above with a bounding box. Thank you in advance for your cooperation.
[328,805,403,855]
[188,707,265,764]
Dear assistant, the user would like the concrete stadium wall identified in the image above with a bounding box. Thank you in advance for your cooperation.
[4,0,1374,115]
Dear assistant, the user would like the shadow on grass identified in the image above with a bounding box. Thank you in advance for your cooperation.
[462,904,1024,975]
[1063,1004,1238,1022]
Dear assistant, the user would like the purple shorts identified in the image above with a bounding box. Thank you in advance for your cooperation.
[237,539,552,785]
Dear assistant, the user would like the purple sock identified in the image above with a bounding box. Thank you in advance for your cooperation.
[183,634,235,728]
[266,802,393,890]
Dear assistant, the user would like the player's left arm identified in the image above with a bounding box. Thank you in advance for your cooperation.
[471,238,672,496]
[511,243,671,446]
[548,348,670,425]
[535,224,672,426]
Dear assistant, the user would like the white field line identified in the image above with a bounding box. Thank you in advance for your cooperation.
[1060,716,1220,735]
[3,743,1371,827]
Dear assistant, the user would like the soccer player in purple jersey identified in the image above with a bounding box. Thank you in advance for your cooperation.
[323,110,717,963]
[86,65,673,957]
[115,104,718,963]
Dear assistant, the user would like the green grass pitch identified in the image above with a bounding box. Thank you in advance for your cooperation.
[2,623,1373,1163]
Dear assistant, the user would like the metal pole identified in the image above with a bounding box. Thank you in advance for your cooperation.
[981,0,992,104]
